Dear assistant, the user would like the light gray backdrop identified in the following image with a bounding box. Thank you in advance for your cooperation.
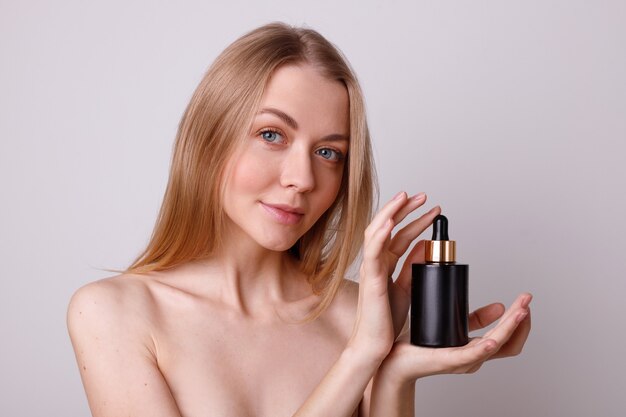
[1,0,625,416]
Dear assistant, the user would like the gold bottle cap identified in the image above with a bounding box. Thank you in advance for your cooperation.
[425,239,456,262]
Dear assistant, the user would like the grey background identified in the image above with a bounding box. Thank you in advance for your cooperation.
[1,0,625,415]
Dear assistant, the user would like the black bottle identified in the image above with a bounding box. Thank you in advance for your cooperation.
[411,214,469,347]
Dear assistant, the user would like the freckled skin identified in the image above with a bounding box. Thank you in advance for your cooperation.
[151,64,358,416]
[71,63,363,417]
[220,64,350,254]
[129,267,360,417]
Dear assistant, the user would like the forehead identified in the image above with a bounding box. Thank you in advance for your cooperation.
[256,64,349,135]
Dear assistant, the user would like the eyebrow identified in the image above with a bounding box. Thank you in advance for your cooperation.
[257,107,349,142]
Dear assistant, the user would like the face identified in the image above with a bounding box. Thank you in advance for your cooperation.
[221,63,350,252]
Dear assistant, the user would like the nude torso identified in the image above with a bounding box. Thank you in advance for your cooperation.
[120,262,360,417]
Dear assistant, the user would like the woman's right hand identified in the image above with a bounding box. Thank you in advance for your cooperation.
[347,191,440,364]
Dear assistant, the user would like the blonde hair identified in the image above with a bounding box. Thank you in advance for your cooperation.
[104,21,378,323]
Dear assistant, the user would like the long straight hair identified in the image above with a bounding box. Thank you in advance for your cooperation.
[107,22,378,323]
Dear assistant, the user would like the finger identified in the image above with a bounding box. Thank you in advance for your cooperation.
[393,240,425,296]
[482,304,528,345]
[490,307,532,359]
[468,303,505,332]
[395,337,494,379]
[491,292,533,328]
[389,281,412,337]
[466,363,483,374]
[391,193,427,225]
[365,191,408,242]
[388,205,441,258]
[436,338,497,374]
[363,218,395,274]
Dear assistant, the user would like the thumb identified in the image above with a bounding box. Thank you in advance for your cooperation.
[394,240,426,296]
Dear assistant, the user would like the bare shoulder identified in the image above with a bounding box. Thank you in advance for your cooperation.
[66,274,186,416]
[68,274,154,315]
[66,274,158,354]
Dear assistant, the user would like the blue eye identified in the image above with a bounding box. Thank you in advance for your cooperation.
[259,129,283,143]
[316,148,343,161]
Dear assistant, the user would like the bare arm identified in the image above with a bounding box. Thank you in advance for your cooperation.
[292,346,381,417]
[369,360,415,417]
[358,376,375,417]
[294,193,428,417]
[67,280,183,417]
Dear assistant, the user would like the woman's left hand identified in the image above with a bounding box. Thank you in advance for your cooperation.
[377,293,533,386]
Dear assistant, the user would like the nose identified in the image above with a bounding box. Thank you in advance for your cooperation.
[280,145,315,193]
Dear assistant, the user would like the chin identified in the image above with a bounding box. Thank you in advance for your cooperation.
[257,235,300,252]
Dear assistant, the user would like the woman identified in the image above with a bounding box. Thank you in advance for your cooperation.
[67,22,532,417]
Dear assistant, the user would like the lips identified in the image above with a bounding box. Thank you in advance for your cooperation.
[260,202,305,225]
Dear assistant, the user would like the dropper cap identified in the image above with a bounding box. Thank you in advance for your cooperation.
[425,214,456,263]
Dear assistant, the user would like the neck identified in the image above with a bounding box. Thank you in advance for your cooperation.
[188,222,314,319]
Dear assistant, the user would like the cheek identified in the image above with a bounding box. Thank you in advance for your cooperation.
[226,151,276,197]
[312,166,345,211]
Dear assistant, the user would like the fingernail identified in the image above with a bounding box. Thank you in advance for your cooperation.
[428,205,440,214]
[522,293,533,308]
[393,191,405,200]
[411,192,426,201]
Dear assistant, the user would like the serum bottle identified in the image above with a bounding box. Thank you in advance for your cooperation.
[411,214,469,347]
